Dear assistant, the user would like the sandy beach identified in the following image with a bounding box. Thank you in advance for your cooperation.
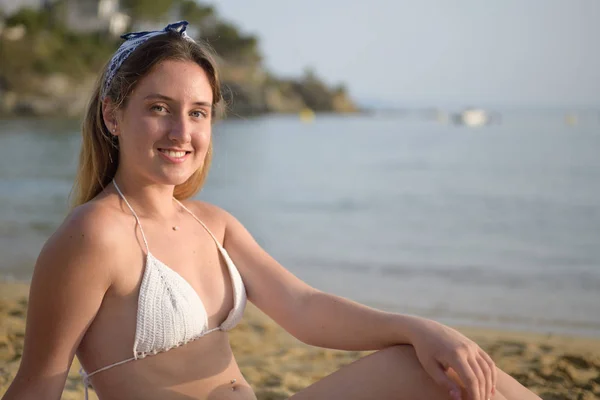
[1,280,599,400]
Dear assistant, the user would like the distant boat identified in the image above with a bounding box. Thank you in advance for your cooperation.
[452,108,491,127]
[299,108,315,123]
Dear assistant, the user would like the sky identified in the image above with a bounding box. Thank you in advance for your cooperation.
[211,0,600,108]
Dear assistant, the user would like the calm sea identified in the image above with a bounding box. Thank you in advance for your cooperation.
[1,112,599,337]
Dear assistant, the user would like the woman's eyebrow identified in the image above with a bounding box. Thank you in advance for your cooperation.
[144,93,212,107]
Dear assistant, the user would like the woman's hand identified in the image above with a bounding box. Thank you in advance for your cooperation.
[408,318,497,400]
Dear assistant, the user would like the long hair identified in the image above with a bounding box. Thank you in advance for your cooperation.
[71,32,223,208]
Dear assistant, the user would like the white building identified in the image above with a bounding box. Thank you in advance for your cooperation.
[0,0,130,36]
[65,0,129,36]
[0,0,48,16]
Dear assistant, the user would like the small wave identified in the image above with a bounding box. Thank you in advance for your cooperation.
[365,302,600,337]
[277,198,368,214]
[289,257,600,293]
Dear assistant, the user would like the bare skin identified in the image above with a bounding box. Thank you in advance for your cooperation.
[2,59,542,400]
[291,346,540,400]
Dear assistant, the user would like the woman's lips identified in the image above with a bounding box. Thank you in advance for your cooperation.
[157,148,191,163]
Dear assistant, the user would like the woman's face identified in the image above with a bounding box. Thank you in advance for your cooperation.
[109,59,214,186]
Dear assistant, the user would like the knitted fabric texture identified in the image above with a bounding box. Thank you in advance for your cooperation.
[133,249,246,359]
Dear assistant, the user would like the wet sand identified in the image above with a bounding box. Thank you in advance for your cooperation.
[1,281,599,399]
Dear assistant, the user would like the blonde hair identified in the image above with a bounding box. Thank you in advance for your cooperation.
[71,32,223,208]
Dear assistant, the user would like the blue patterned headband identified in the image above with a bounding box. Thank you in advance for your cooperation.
[101,20,195,100]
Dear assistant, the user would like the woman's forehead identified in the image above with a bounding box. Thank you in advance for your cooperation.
[132,60,213,102]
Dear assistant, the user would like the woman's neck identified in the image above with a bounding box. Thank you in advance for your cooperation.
[111,172,179,221]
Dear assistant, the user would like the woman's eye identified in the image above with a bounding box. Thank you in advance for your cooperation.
[151,105,167,113]
[191,110,207,118]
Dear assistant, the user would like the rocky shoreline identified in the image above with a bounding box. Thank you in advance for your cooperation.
[0,71,358,119]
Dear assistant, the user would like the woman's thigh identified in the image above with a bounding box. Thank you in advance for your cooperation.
[289,345,509,400]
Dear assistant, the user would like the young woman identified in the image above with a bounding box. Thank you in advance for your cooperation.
[2,21,541,400]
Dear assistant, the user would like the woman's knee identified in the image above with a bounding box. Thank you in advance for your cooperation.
[376,344,422,370]
[292,344,462,400]
[376,344,416,360]
[371,345,455,399]
[376,345,509,400]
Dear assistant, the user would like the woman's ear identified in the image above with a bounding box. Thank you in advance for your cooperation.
[101,99,120,136]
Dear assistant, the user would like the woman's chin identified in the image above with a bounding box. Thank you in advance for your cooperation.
[170,176,194,187]
[156,170,195,187]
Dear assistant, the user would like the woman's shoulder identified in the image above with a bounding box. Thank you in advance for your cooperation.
[180,199,232,222]
[28,197,127,291]
[43,197,127,261]
[179,200,243,239]
[67,197,126,235]
[182,200,251,242]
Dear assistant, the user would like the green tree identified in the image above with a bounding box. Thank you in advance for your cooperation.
[179,0,215,27]
[203,21,260,62]
[121,0,176,22]
[5,7,50,35]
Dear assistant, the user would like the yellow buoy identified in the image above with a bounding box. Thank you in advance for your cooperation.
[565,113,578,126]
[299,108,315,123]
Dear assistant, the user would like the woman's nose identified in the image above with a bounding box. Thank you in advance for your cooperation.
[168,114,192,143]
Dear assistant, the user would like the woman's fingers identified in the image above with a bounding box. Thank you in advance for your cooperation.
[426,361,462,400]
[450,352,481,400]
[467,355,486,400]
[479,349,497,395]
[475,354,492,399]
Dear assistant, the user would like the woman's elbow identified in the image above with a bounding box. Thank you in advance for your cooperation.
[2,370,66,400]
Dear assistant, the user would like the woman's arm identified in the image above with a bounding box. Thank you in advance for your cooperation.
[2,205,115,400]
[220,207,416,348]
[222,209,497,400]
[285,290,426,349]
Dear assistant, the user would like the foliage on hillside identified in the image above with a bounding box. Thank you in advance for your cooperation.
[0,0,356,117]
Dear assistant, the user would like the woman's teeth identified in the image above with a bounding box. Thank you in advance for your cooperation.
[160,149,187,158]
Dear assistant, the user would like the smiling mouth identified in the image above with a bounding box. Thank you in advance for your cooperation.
[158,149,192,158]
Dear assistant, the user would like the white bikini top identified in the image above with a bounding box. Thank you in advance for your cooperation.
[80,181,247,399]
